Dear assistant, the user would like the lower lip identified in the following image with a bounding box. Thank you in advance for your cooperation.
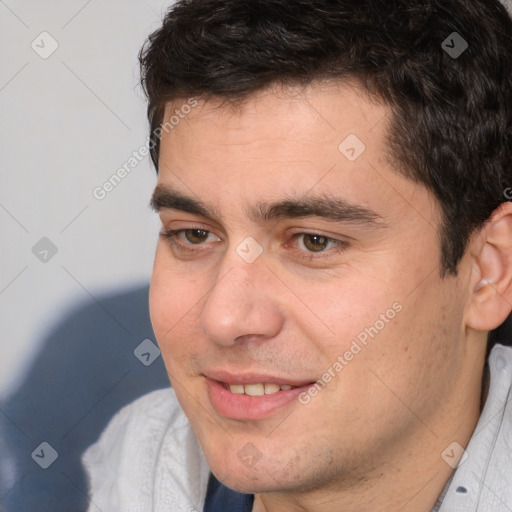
[206,378,313,420]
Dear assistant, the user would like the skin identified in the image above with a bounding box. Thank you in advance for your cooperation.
[149,81,512,512]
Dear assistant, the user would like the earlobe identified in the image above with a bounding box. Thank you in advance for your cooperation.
[467,202,512,332]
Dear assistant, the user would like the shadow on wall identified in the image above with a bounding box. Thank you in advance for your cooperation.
[0,284,170,512]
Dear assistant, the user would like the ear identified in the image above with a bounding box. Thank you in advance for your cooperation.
[466,202,512,331]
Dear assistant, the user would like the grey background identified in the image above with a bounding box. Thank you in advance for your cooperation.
[0,0,172,398]
[1,3,173,509]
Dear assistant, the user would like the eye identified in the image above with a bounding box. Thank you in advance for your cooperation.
[180,229,213,244]
[160,228,349,261]
[299,233,333,252]
[159,228,220,251]
[293,233,349,259]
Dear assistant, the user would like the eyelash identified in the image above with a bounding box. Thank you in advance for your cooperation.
[159,228,349,261]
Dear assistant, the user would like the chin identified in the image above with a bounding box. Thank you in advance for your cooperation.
[213,467,285,495]
[204,440,307,494]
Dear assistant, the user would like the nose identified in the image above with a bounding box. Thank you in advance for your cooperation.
[199,251,285,347]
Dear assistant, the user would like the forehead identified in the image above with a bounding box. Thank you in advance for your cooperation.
[156,82,439,229]
[158,83,388,184]
[161,81,389,150]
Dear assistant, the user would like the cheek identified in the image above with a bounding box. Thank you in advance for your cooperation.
[149,250,203,360]
[149,264,176,340]
[351,276,466,421]
[295,272,395,357]
[296,263,462,408]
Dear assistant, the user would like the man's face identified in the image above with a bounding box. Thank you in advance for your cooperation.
[149,83,471,493]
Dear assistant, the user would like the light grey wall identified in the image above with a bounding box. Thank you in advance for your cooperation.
[0,0,172,397]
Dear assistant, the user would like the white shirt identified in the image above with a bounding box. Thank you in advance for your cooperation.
[83,344,512,512]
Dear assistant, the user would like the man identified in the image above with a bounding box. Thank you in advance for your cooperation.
[83,1,512,510]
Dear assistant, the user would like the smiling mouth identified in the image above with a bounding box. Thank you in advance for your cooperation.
[207,377,316,419]
[222,382,298,396]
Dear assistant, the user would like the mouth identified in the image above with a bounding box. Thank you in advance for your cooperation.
[204,372,316,420]
[223,382,297,396]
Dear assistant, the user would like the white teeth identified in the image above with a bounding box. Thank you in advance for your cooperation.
[228,382,297,395]
[229,384,245,394]
[244,383,265,396]
[264,383,281,395]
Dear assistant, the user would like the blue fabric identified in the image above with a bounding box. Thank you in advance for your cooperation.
[203,473,254,512]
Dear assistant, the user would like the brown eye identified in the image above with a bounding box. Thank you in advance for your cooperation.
[302,234,329,252]
[184,229,210,244]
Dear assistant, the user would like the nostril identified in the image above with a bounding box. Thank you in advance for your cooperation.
[456,486,468,494]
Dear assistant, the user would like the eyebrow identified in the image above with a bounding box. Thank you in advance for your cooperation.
[150,184,386,228]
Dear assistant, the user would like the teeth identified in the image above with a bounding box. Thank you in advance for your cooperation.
[244,383,265,396]
[229,384,245,395]
[264,383,281,395]
[228,383,297,395]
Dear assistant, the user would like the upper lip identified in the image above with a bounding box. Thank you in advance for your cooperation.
[204,370,315,387]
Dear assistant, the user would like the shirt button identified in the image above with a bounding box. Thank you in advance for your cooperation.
[495,355,507,371]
